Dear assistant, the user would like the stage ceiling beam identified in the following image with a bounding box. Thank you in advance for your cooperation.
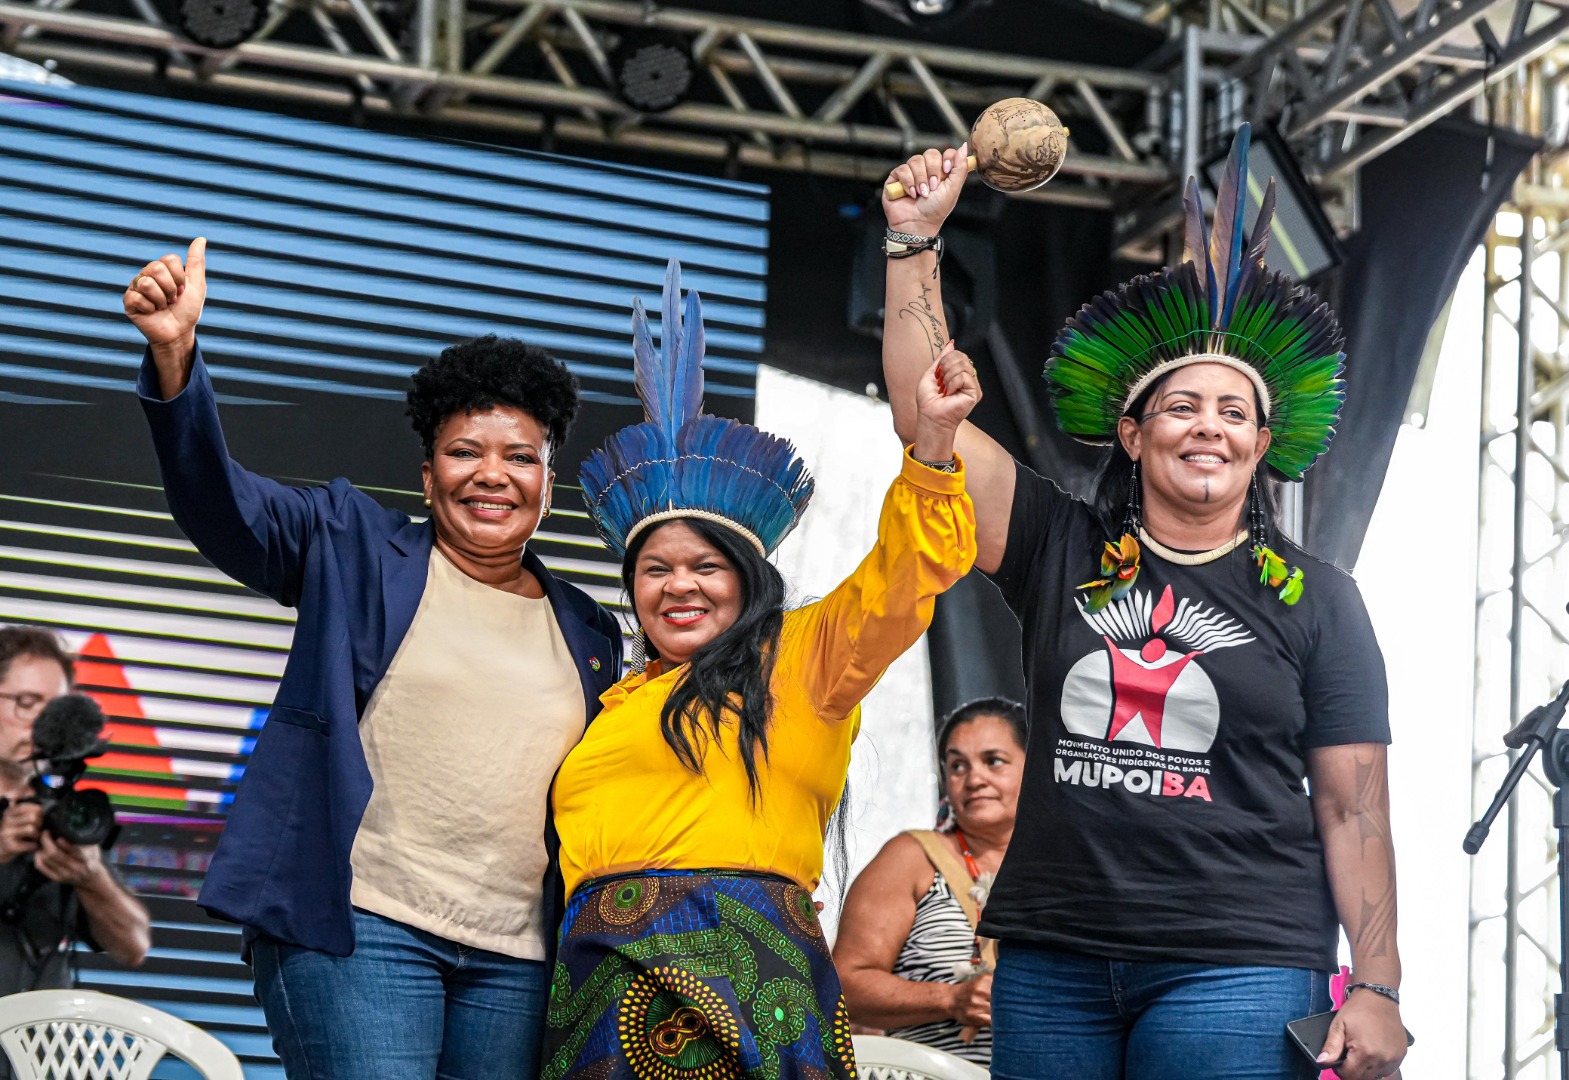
[0,0,1170,208]
[1223,0,1569,179]
[3,0,1566,217]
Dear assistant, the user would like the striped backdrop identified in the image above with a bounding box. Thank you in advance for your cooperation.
[0,78,769,1077]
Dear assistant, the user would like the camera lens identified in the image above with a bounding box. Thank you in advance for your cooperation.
[44,789,114,847]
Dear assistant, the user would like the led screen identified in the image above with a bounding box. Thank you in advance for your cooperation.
[0,77,768,1075]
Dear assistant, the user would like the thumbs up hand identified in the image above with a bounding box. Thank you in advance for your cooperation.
[123,238,208,398]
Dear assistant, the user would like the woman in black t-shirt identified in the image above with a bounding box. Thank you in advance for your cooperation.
[874,128,1406,1080]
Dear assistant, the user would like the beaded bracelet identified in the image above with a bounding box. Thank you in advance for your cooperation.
[883,229,944,262]
[1346,982,1400,1006]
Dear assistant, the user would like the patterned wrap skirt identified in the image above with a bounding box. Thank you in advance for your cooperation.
[542,869,859,1080]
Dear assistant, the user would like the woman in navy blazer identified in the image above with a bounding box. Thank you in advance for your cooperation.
[124,239,622,1080]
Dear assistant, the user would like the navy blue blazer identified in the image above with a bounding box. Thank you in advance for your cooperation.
[138,348,622,957]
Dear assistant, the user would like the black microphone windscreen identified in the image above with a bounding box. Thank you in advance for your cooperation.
[31,693,106,761]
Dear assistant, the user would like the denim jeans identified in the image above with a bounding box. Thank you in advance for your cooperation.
[251,908,549,1080]
[990,942,1332,1080]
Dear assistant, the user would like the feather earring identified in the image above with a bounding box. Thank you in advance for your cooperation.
[1249,473,1304,605]
[1123,460,1142,538]
[1076,461,1142,613]
[628,628,649,673]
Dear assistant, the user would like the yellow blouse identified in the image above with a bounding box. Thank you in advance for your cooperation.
[553,451,977,898]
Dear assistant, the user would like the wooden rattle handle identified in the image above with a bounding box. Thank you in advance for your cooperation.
[884,155,978,200]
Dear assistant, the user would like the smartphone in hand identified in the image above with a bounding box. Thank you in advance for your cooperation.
[1286,1010,1414,1071]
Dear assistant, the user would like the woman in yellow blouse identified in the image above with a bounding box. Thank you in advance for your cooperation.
[541,262,979,1080]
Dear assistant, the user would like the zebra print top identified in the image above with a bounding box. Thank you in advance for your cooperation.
[885,869,991,1065]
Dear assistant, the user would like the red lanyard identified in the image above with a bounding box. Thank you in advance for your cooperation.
[953,827,983,882]
[954,826,987,969]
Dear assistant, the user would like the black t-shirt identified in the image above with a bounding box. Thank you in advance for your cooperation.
[0,860,94,996]
[978,463,1390,971]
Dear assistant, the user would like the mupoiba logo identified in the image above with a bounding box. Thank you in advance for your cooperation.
[1060,584,1253,752]
[1053,757,1213,801]
[1052,584,1255,805]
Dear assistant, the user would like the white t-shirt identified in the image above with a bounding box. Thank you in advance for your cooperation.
[349,548,586,959]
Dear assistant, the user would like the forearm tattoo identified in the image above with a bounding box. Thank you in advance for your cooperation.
[897,281,948,363]
[1344,747,1398,962]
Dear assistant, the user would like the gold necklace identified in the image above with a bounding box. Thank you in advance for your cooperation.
[1138,527,1249,566]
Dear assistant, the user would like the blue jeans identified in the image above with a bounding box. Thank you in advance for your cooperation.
[252,909,549,1080]
[991,942,1331,1080]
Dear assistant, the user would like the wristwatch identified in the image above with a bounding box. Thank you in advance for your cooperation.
[1346,982,1400,1005]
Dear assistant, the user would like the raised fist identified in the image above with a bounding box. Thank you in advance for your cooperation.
[882,145,969,236]
[915,341,983,433]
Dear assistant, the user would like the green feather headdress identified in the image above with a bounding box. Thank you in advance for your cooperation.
[1043,124,1345,480]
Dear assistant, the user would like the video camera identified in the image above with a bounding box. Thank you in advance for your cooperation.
[19,693,116,847]
[0,694,115,927]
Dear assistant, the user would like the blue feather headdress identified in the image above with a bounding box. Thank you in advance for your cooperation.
[580,261,815,559]
[1043,123,1346,480]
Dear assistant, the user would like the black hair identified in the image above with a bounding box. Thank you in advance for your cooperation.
[623,517,786,802]
[0,625,74,686]
[1088,369,1283,541]
[822,782,852,905]
[406,335,580,460]
[937,696,1027,758]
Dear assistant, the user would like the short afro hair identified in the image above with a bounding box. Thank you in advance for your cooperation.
[406,335,580,460]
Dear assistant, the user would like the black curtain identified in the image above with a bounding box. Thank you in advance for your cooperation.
[1305,118,1539,568]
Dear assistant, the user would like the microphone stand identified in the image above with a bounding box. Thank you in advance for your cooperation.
[1466,675,1569,1078]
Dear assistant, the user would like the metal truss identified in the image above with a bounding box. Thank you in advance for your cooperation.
[4,0,1568,215]
[1104,0,1569,255]
[0,0,1169,208]
[1232,0,1569,180]
[1472,58,1569,1070]
[1130,0,1569,196]
[1106,0,1569,179]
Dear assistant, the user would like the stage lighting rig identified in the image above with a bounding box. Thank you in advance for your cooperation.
[610,29,694,114]
[176,0,266,49]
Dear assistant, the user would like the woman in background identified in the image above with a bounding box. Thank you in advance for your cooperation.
[835,697,1026,1066]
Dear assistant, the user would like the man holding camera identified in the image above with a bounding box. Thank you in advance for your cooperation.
[0,626,149,996]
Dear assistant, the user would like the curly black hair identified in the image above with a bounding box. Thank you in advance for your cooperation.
[406,335,580,460]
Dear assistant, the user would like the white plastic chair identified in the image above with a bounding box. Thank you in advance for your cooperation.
[0,990,243,1080]
[852,1034,991,1080]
